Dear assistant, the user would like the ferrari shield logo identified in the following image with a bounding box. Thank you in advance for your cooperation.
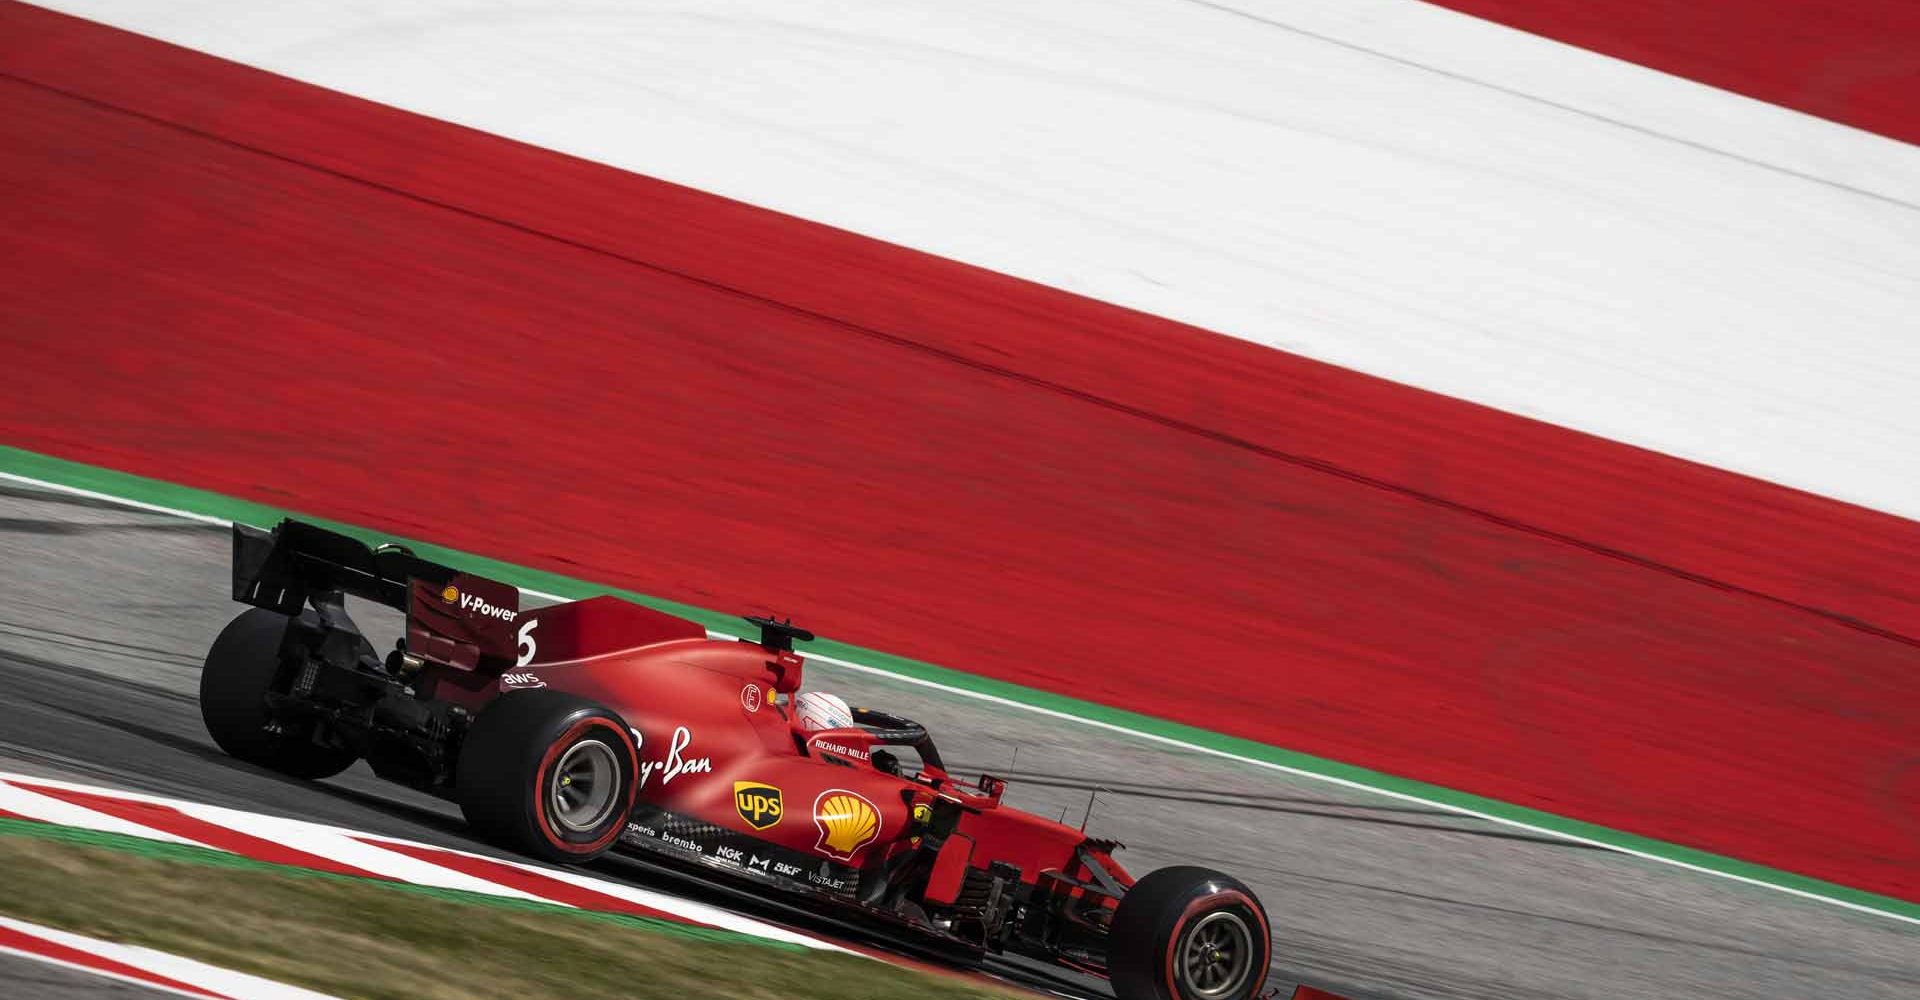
[734,781,783,830]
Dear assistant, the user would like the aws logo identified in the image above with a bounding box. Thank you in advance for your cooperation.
[734,782,783,831]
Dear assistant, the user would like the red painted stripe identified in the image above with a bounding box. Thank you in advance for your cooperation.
[1,6,1916,900]
[13,782,386,880]
[6,0,1916,645]
[360,838,695,924]
[1424,1,1920,146]
[362,840,981,975]
[370,836,960,971]
[0,923,229,999]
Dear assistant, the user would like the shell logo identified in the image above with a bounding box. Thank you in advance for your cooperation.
[811,789,882,861]
[440,584,460,604]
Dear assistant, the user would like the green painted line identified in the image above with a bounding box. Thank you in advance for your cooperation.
[2,442,1916,926]
[0,816,802,949]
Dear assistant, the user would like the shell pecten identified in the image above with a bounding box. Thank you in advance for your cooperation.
[812,790,882,861]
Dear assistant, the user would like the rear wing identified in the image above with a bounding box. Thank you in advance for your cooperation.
[232,519,520,672]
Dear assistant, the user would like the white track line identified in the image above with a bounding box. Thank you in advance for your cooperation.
[0,944,227,1000]
[0,773,547,899]
[0,916,342,1000]
[2,470,1913,928]
[0,771,843,946]
[169,801,552,901]
[348,830,850,952]
[0,471,230,525]
[0,779,206,847]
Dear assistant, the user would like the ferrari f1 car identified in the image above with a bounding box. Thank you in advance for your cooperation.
[200,520,1274,1000]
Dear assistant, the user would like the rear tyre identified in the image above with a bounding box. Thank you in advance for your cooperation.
[1108,866,1272,1000]
[456,690,638,864]
[199,608,358,779]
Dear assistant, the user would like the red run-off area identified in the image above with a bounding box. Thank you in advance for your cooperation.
[2,5,1917,899]
[1428,0,1920,146]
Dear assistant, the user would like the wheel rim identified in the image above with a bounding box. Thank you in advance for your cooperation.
[1177,909,1255,1000]
[548,738,619,833]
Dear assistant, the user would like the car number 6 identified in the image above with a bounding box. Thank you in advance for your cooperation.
[516,618,539,666]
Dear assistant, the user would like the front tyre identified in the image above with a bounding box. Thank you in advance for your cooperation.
[456,690,638,864]
[1108,866,1272,1000]
[199,608,357,779]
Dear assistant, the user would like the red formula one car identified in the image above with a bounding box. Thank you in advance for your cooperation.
[200,520,1273,1000]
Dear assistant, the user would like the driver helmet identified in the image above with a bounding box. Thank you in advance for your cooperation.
[793,690,855,732]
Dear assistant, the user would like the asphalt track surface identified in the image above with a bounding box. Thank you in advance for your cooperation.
[5,1,1917,895]
[0,952,170,999]
[0,482,1914,1000]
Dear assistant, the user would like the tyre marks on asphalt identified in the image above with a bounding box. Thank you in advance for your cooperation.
[941,764,1605,849]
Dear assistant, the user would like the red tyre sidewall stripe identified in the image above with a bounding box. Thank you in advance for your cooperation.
[1161,889,1271,1000]
[531,716,638,855]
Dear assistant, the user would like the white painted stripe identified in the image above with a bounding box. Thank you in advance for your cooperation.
[0,773,544,900]
[0,779,207,847]
[347,831,850,952]
[2,770,270,810]
[28,0,1920,520]
[0,770,843,945]
[0,773,545,902]
[0,916,343,1000]
[162,801,553,903]
[0,474,1913,928]
[0,471,229,526]
[0,942,227,1000]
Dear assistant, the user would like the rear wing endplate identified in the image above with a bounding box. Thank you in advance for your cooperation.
[233,519,454,614]
[232,519,520,672]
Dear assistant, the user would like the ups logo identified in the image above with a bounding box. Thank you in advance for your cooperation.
[734,781,783,831]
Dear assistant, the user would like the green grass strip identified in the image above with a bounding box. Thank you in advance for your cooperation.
[0,816,796,949]
[0,823,1018,1000]
[3,442,1915,925]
